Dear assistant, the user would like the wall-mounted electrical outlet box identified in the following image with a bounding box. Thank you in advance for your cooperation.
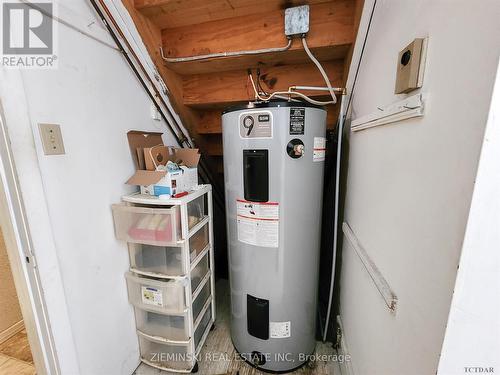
[395,38,428,94]
[285,5,309,37]
[39,123,65,155]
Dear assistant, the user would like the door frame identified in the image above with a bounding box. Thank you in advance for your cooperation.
[0,102,60,375]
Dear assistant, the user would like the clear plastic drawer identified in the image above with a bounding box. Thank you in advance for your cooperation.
[129,243,188,276]
[138,332,195,371]
[112,204,181,245]
[192,278,211,322]
[187,195,206,230]
[194,304,212,351]
[125,272,187,314]
[189,223,209,260]
[134,307,190,341]
[191,252,210,293]
[134,281,211,342]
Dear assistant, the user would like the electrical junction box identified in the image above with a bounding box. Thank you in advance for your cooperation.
[395,38,428,94]
[285,5,309,37]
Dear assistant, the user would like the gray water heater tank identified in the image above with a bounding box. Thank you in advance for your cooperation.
[222,102,327,372]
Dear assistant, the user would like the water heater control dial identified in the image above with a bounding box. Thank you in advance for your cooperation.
[287,139,305,159]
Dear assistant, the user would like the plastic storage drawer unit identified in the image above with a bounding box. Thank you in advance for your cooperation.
[112,204,181,245]
[189,223,209,260]
[187,195,206,230]
[134,280,211,341]
[194,304,212,350]
[129,243,188,276]
[191,253,210,293]
[134,307,190,341]
[125,272,187,313]
[138,332,195,372]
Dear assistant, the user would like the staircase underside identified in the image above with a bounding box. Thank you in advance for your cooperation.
[122,0,364,277]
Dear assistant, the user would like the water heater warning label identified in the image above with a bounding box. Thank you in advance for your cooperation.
[289,108,305,135]
[270,321,291,338]
[313,137,326,162]
[236,199,279,248]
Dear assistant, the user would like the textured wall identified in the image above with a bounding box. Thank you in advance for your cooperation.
[339,1,500,374]
[0,229,22,335]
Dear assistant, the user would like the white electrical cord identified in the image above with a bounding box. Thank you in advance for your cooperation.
[301,37,337,104]
[248,73,336,106]
[160,39,292,63]
[248,37,340,105]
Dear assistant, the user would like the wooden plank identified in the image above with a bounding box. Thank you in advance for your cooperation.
[197,110,222,134]
[160,1,354,74]
[136,0,333,29]
[0,329,33,364]
[163,44,351,75]
[198,106,339,133]
[205,136,223,156]
[122,0,226,194]
[183,60,344,106]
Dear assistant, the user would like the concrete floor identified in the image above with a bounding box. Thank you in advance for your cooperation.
[135,280,341,375]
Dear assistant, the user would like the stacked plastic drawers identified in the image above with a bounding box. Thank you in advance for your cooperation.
[112,185,215,373]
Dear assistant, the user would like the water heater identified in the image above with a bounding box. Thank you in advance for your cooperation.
[222,102,327,372]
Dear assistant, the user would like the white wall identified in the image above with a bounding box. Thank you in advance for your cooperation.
[340,1,500,374]
[0,228,23,334]
[0,1,177,373]
[437,62,500,375]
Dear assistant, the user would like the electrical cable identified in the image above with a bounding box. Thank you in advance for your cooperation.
[248,72,337,106]
[301,37,337,104]
[160,39,293,63]
[246,37,343,106]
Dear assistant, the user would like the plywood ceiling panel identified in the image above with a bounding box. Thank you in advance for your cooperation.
[136,0,334,29]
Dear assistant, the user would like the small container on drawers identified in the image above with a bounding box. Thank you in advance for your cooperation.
[191,252,210,292]
[138,332,195,372]
[194,304,212,350]
[187,195,205,230]
[189,223,209,260]
[134,307,190,341]
[112,204,181,245]
[129,243,187,276]
[125,272,187,313]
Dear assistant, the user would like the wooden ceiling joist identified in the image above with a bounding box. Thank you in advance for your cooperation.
[160,1,354,74]
[182,60,344,107]
[197,104,341,136]
[135,0,335,29]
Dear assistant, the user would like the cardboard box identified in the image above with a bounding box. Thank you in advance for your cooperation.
[126,131,200,196]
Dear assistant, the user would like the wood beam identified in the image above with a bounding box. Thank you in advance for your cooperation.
[121,0,223,189]
[183,60,344,107]
[160,1,354,74]
[136,0,333,29]
[197,104,339,135]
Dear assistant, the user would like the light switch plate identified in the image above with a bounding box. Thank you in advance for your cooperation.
[39,123,65,155]
[395,38,427,94]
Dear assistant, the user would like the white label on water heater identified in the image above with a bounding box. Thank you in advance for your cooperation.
[313,137,326,162]
[270,321,291,338]
[236,199,279,248]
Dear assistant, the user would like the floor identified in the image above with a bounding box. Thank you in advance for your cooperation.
[135,280,341,375]
[0,329,35,375]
